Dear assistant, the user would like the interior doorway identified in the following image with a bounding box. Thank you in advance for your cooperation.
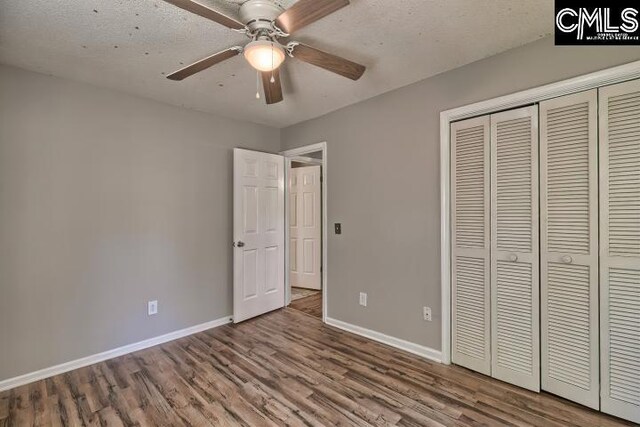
[282,143,327,322]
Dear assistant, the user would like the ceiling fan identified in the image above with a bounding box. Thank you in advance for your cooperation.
[162,0,366,104]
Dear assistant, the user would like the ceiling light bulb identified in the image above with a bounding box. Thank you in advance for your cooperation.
[244,40,285,72]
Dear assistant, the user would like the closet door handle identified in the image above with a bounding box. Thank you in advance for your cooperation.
[508,253,518,262]
[561,255,573,264]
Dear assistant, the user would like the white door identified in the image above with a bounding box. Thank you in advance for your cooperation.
[450,116,492,375]
[599,79,640,424]
[289,165,322,290]
[540,90,600,409]
[233,149,285,323]
[490,106,540,392]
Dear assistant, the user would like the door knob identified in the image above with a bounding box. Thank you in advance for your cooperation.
[508,253,518,262]
[234,241,245,248]
[562,255,573,264]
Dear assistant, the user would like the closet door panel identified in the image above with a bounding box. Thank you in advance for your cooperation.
[451,116,491,375]
[599,79,640,424]
[540,90,599,409]
[490,106,540,392]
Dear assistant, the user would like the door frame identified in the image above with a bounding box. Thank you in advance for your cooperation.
[440,59,640,365]
[290,155,323,165]
[281,142,328,323]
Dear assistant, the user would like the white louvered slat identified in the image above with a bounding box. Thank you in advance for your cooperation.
[608,268,640,406]
[495,117,533,253]
[540,90,599,409]
[490,106,540,392]
[451,116,491,375]
[600,80,640,424]
[547,264,592,384]
[495,261,533,373]
[455,257,487,359]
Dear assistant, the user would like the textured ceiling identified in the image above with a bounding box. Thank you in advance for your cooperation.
[0,0,554,128]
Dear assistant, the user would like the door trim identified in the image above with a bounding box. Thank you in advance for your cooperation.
[290,155,323,165]
[440,59,640,365]
[281,142,328,323]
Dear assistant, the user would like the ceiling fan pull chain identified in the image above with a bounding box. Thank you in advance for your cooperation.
[270,42,276,84]
[256,71,260,99]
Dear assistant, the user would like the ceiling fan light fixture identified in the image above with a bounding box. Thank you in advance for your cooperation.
[244,40,285,72]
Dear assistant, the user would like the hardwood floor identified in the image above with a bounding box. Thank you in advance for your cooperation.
[0,308,634,426]
[289,291,322,319]
[291,287,320,301]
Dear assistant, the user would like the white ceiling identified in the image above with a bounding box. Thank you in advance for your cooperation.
[0,0,554,128]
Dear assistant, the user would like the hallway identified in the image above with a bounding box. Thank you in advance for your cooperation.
[289,287,322,319]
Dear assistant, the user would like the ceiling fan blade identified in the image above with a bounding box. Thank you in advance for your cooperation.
[167,47,241,81]
[261,69,283,104]
[162,0,245,30]
[275,0,349,34]
[290,43,365,80]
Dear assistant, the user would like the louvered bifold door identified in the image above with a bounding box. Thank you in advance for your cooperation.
[490,106,540,392]
[451,116,491,375]
[540,90,600,409]
[599,79,640,424]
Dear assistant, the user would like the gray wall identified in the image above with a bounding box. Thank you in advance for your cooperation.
[280,37,640,351]
[0,64,280,381]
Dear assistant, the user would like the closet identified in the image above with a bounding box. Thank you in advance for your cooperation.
[451,79,640,424]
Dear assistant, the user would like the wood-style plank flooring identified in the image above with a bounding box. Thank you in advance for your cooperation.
[289,292,322,319]
[0,308,634,426]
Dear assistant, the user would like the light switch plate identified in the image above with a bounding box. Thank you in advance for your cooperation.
[359,292,367,307]
[148,300,158,316]
[423,306,432,321]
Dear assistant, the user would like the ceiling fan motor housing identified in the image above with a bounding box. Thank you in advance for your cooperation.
[239,0,284,32]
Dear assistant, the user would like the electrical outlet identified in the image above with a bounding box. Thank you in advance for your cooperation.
[423,306,432,322]
[148,300,158,316]
[359,292,367,307]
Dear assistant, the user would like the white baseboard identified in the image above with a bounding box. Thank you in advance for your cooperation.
[325,317,442,363]
[0,315,232,392]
